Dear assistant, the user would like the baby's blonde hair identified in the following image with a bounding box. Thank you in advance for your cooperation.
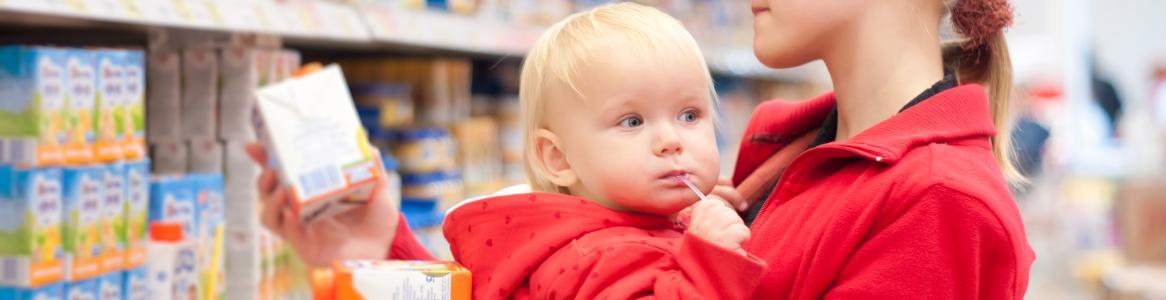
[520,2,715,194]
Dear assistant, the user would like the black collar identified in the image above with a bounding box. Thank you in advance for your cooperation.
[807,74,959,148]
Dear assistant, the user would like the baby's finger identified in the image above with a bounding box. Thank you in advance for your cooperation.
[718,176,732,186]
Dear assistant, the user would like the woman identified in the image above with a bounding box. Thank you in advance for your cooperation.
[247,0,1033,297]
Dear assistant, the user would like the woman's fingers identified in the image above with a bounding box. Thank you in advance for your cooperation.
[245,143,267,166]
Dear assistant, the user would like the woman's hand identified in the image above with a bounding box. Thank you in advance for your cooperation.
[246,143,399,267]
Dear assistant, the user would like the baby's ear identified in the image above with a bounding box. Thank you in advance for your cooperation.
[534,129,578,188]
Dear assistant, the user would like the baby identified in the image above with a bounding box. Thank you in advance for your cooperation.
[442,3,764,299]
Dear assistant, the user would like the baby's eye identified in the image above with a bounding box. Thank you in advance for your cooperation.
[678,109,699,123]
[618,116,644,128]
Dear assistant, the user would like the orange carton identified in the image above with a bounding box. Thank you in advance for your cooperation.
[252,65,384,223]
[332,260,470,300]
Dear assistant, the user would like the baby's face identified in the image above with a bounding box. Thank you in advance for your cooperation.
[544,46,719,215]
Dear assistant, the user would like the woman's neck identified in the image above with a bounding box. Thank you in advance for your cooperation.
[820,3,946,142]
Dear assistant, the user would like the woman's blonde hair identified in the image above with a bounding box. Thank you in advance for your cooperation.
[519,2,714,193]
[942,0,1022,183]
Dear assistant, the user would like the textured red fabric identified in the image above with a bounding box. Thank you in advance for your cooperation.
[441,192,767,299]
[734,84,1034,299]
[387,213,437,261]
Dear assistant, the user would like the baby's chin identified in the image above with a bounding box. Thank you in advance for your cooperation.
[618,195,698,216]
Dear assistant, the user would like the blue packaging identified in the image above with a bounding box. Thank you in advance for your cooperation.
[122,266,148,300]
[148,176,194,238]
[0,282,64,300]
[98,271,121,300]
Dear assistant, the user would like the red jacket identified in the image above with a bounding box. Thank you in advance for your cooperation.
[733,84,1034,299]
[439,192,766,299]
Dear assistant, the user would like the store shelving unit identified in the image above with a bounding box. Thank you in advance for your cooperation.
[0,0,824,82]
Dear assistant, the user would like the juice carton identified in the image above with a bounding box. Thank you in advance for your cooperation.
[146,50,181,143]
[149,141,187,176]
[62,166,104,281]
[148,176,195,238]
[65,277,97,300]
[98,271,122,300]
[186,139,222,174]
[64,49,97,165]
[97,163,125,272]
[253,65,385,223]
[0,282,64,300]
[121,50,146,160]
[123,160,150,268]
[332,260,470,300]
[146,222,199,300]
[123,266,148,300]
[94,50,125,162]
[180,49,218,141]
[190,173,224,300]
[0,166,64,287]
[218,47,259,141]
[0,46,68,166]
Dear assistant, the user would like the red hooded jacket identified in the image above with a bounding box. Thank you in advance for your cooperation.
[439,192,766,299]
[733,84,1034,299]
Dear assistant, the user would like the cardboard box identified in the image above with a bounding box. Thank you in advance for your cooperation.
[332,260,470,300]
[148,176,195,238]
[121,50,146,160]
[253,65,384,223]
[218,47,260,141]
[191,173,225,300]
[0,282,64,299]
[64,49,98,165]
[62,166,105,281]
[146,50,182,143]
[0,166,65,287]
[0,46,69,166]
[150,141,187,176]
[181,49,218,141]
[124,160,150,268]
[98,163,126,272]
[95,49,126,162]
[187,139,222,174]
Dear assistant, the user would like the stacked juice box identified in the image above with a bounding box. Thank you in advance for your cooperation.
[0,45,150,299]
[147,173,224,300]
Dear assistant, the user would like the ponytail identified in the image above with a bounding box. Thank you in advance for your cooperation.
[943,0,1023,183]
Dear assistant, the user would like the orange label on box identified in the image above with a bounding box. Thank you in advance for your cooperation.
[99,250,124,272]
[35,145,65,166]
[28,260,65,287]
[125,245,146,267]
[94,140,122,162]
[69,256,102,281]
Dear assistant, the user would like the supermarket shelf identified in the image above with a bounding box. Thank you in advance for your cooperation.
[0,0,372,42]
[0,0,823,82]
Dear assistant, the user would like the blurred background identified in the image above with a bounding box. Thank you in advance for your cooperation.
[0,0,1162,299]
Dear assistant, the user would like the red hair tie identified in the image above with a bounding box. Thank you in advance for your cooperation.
[951,0,1014,48]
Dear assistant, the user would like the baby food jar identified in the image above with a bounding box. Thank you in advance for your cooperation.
[391,127,456,174]
[349,83,413,129]
[402,171,464,211]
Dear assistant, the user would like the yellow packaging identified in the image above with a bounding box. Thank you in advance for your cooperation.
[332,260,470,300]
[64,49,97,165]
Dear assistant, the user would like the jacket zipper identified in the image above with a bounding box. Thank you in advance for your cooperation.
[751,143,885,231]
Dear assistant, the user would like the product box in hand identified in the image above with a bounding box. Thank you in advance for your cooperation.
[95,50,126,162]
[98,163,126,272]
[124,160,150,267]
[62,166,105,281]
[146,50,181,143]
[0,46,68,166]
[121,50,146,160]
[148,176,196,238]
[192,173,225,300]
[332,260,470,300]
[64,49,98,165]
[181,48,218,141]
[0,166,65,287]
[0,282,63,300]
[252,65,385,223]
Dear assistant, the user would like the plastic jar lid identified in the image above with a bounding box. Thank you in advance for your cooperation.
[150,222,184,241]
[401,171,461,186]
[395,127,449,141]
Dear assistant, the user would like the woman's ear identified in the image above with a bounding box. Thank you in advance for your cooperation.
[535,129,578,188]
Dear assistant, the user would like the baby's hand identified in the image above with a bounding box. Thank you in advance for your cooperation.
[687,198,751,256]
